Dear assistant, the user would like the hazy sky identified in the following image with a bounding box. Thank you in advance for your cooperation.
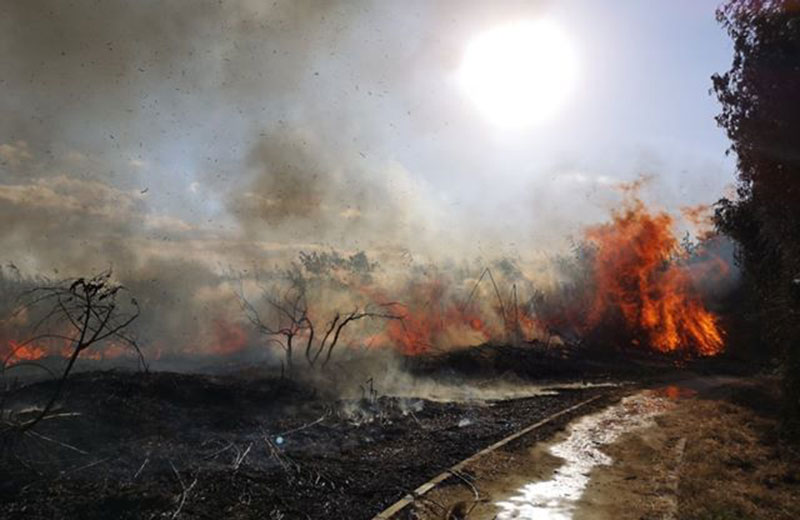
[1,0,734,273]
[0,0,740,356]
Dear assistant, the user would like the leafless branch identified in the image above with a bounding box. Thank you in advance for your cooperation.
[169,460,198,520]
[237,269,402,373]
[3,271,142,433]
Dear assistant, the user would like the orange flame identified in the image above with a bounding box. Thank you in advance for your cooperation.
[78,342,129,361]
[377,280,496,355]
[211,319,248,355]
[2,337,131,363]
[584,199,724,356]
[681,203,714,233]
[4,340,47,362]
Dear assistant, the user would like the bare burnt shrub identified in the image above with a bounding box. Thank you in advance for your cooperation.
[236,255,400,376]
[1,270,142,436]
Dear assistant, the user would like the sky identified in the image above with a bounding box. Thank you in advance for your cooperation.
[0,0,736,350]
[1,1,734,265]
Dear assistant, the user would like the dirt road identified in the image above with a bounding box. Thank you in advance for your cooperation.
[393,375,800,520]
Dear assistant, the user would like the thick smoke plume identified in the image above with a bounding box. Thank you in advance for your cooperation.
[1,1,736,374]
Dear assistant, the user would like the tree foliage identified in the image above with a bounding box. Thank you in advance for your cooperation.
[712,0,800,432]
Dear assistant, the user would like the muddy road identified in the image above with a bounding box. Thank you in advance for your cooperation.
[395,375,800,520]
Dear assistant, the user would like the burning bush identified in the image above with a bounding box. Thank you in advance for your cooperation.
[539,198,727,357]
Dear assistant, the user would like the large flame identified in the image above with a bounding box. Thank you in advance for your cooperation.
[584,199,724,355]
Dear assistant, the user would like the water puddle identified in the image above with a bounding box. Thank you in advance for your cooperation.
[494,389,678,520]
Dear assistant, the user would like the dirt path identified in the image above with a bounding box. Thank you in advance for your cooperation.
[399,387,675,520]
[399,375,800,520]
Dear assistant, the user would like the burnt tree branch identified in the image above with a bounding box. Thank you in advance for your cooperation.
[2,271,142,433]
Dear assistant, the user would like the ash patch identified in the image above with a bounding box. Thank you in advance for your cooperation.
[0,370,611,519]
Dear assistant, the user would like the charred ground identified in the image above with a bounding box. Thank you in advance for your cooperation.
[0,344,680,520]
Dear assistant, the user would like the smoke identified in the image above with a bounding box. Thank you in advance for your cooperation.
[0,1,737,373]
[0,1,347,152]
[230,128,442,249]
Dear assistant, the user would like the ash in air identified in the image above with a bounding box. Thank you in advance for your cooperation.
[1,1,735,363]
[7,3,797,520]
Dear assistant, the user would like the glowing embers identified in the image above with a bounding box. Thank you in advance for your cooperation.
[583,199,724,356]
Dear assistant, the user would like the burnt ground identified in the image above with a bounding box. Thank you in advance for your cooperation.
[0,343,760,520]
[0,365,619,520]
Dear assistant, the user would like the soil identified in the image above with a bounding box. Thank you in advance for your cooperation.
[408,375,800,520]
[577,376,800,520]
[0,369,618,520]
[397,373,800,520]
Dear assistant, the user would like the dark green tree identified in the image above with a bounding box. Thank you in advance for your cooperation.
[713,0,800,432]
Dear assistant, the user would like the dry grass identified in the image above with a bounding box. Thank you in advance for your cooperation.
[673,379,800,520]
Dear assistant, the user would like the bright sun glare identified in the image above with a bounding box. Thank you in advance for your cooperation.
[460,19,578,128]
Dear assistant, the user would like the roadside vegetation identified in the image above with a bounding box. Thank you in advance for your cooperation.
[712,0,800,435]
[676,379,800,519]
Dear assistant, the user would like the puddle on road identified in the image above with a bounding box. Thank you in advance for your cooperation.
[494,389,679,520]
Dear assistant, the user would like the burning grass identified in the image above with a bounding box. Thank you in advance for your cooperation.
[0,192,741,519]
[1,190,735,373]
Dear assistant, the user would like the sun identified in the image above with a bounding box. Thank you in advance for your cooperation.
[459,19,578,128]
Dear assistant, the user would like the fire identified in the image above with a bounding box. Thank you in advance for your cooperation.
[386,305,490,355]
[381,280,496,355]
[516,311,544,341]
[211,319,248,355]
[584,199,724,355]
[78,343,130,361]
[4,340,47,362]
[2,337,132,364]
